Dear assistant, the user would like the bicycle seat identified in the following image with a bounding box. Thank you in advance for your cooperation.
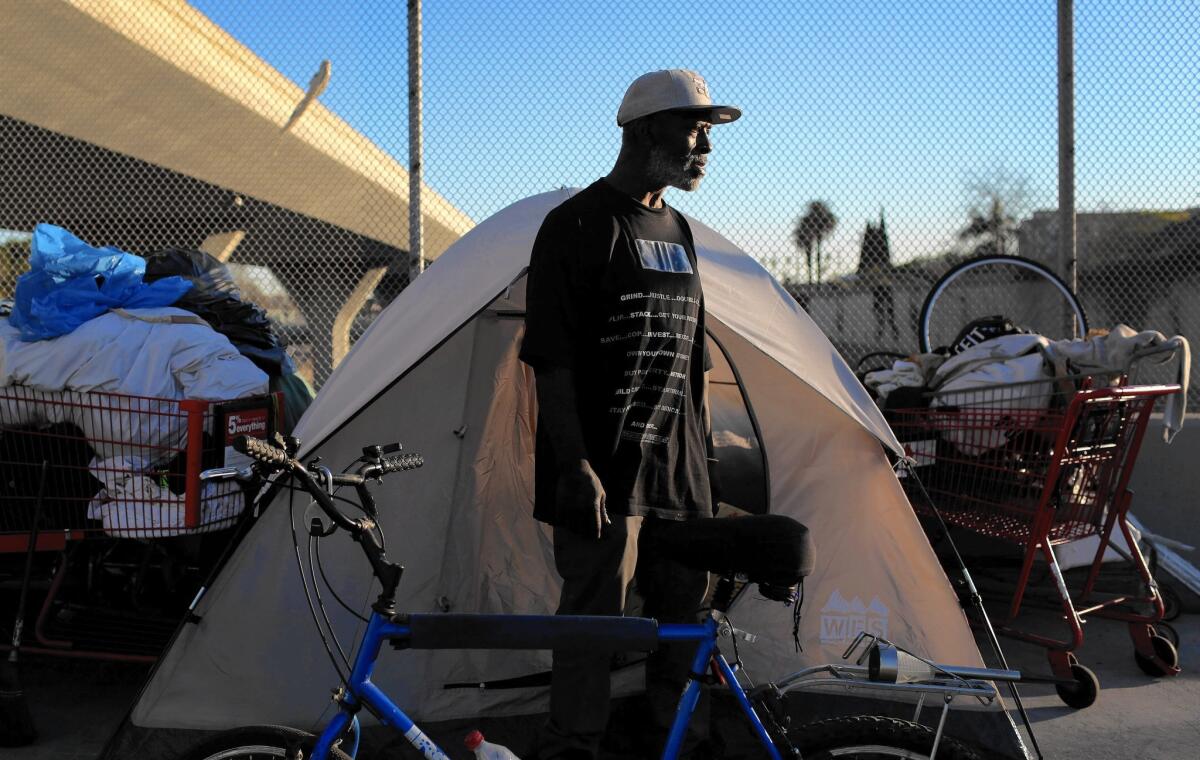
[639,514,815,588]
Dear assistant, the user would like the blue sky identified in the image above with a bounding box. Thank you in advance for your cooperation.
[190,0,1198,275]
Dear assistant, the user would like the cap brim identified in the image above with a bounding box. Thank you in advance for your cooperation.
[671,105,742,124]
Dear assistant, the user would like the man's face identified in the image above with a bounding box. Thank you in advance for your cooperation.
[644,112,714,192]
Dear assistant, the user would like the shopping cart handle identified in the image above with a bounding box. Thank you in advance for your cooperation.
[199,465,255,482]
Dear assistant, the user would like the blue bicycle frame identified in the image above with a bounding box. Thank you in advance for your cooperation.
[659,618,783,760]
[309,610,783,760]
[216,439,791,760]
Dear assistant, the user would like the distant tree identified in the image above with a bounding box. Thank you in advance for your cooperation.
[857,210,892,273]
[793,200,837,284]
[792,216,815,284]
[959,168,1031,258]
[959,195,1018,257]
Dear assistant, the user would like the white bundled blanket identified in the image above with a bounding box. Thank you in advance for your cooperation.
[873,327,1190,457]
[0,307,269,535]
[931,327,1189,447]
[0,307,267,400]
[0,308,267,455]
[928,334,1056,455]
[863,354,946,400]
[1044,325,1190,442]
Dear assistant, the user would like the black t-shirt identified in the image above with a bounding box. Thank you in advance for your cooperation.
[520,180,712,524]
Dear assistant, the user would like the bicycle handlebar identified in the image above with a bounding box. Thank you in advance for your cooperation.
[373,452,426,476]
[232,434,424,533]
[235,434,292,467]
[231,434,424,613]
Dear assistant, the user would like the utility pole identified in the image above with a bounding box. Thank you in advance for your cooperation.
[1057,0,1078,335]
[408,0,424,278]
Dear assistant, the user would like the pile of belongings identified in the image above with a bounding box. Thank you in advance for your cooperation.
[864,320,1191,449]
[142,247,312,431]
[0,224,310,536]
[867,318,1190,573]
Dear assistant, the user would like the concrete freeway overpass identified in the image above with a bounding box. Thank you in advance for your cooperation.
[0,0,475,383]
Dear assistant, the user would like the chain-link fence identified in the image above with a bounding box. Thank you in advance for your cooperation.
[1,0,1197,397]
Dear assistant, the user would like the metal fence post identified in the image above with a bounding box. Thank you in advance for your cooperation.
[409,0,424,278]
[1058,0,1078,326]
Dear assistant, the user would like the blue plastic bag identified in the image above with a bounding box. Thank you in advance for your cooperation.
[9,224,193,341]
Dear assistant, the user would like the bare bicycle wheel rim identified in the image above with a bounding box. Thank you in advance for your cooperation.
[919,255,1088,353]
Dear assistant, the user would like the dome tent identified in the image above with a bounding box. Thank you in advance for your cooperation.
[107,190,1027,758]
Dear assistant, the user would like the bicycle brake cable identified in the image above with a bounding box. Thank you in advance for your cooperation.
[289,481,375,517]
[287,482,351,687]
[304,462,375,623]
[314,536,370,624]
[308,534,353,671]
[312,458,390,653]
[338,460,388,553]
[725,613,748,683]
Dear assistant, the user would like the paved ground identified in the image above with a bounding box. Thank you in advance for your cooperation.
[996,610,1199,759]
[3,656,148,760]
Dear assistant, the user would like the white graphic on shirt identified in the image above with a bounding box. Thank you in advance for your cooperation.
[626,349,690,360]
[625,368,688,379]
[620,291,699,304]
[600,330,694,345]
[602,241,702,446]
[635,239,694,273]
[608,310,698,324]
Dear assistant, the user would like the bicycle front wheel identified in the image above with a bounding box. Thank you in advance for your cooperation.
[791,715,985,760]
[181,725,352,760]
[919,255,1087,353]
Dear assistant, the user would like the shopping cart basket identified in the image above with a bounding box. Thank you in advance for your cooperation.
[890,376,1181,708]
[0,386,279,661]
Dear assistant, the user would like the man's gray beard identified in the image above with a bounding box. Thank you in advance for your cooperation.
[646,146,703,192]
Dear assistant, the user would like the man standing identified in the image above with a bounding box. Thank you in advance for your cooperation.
[519,70,741,760]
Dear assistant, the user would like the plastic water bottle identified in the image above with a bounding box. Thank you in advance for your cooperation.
[463,730,521,759]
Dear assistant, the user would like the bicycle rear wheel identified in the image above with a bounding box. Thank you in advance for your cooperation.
[791,715,985,759]
[919,255,1087,353]
[181,725,352,760]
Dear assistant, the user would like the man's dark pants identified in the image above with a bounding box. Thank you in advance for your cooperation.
[539,516,711,760]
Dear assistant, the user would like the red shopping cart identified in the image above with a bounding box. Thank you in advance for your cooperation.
[0,386,279,661]
[890,376,1181,708]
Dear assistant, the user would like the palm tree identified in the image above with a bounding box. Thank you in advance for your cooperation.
[792,214,817,285]
[793,201,837,284]
[799,201,837,283]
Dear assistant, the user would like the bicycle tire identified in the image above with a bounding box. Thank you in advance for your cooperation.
[790,715,986,760]
[918,255,1087,354]
[181,725,352,760]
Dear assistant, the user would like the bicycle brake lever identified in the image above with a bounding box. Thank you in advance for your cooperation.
[312,464,335,494]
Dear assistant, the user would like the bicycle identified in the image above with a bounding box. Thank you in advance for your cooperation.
[182,434,1026,760]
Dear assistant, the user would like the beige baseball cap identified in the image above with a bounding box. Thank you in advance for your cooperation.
[616,69,742,126]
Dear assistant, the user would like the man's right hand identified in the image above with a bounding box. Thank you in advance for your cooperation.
[556,459,610,539]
